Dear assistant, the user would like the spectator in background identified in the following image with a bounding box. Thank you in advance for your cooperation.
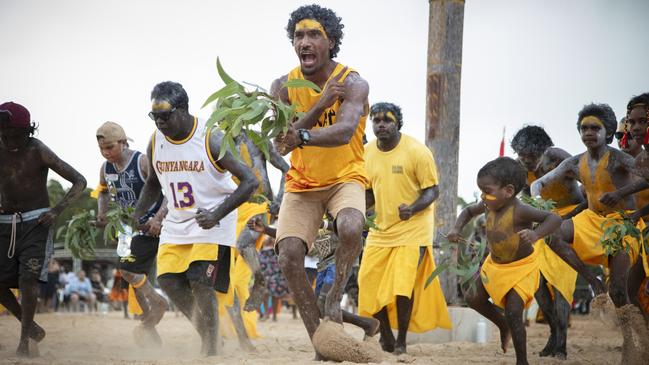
[65,270,95,312]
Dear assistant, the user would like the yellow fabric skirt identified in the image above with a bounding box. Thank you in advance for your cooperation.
[358,245,452,333]
[236,201,268,251]
[127,285,143,315]
[481,246,540,309]
[572,209,643,268]
[216,248,260,339]
[157,243,219,276]
[536,239,577,303]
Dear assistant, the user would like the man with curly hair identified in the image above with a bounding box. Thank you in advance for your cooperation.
[270,4,370,349]
[511,125,584,358]
[531,103,649,361]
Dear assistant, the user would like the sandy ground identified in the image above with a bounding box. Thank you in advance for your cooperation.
[0,310,625,365]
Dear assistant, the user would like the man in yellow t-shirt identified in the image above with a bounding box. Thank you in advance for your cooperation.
[359,102,452,355]
[270,5,369,348]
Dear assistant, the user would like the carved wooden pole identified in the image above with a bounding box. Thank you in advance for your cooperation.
[426,0,464,303]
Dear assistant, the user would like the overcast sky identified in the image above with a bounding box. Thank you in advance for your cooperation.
[1,0,648,202]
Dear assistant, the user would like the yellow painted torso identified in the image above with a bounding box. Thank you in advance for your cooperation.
[231,142,264,195]
[578,151,622,215]
[486,204,520,263]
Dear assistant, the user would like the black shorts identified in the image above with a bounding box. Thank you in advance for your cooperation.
[0,219,52,288]
[118,234,159,275]
[159,245,231,293]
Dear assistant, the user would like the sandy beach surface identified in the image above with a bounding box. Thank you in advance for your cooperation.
[0,310,623,365]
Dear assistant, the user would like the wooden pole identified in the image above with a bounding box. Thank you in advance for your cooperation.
[426,0,464,303]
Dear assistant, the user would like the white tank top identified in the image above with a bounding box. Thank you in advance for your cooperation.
[152,117,237,246]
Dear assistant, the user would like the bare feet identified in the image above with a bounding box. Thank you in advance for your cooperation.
[539,333,555,357]
[238,337,257,353]
[379,334,395,353]
[244,282,269,312]
[394,343,407,355]
[133,324,162,348]
[29,322,46,343]
[499,326,511,353]
[16,339,39,358]
[362,317,381,339]
[144,295,167,327]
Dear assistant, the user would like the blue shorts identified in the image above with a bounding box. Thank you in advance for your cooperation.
[315,263,336,297]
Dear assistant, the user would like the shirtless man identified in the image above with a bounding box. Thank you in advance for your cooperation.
[232,135,289,311]
[0,102,86,356]
[511,125,583,358]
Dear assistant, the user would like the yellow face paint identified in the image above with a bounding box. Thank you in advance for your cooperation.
[371,111,397,124]
[295,19,328,39]
[580,116,604,127]
[482,193,497,201]
[151,99,173,112]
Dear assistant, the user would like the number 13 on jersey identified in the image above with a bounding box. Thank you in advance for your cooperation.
[169,182,196,209]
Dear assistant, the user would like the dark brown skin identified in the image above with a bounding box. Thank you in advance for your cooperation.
[516,145,580,359]
[269,22,369,345]
[365,112,438,355]
[531,118,644,306]
[133,105,258,356]
[449,177,562,365]
[0,125,86,357]
[233,134,289,315]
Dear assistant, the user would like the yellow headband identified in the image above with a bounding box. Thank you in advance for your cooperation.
[371,111,398,123]
[152,100,173,112]
[296,19,328,39]
[581,115,604,127]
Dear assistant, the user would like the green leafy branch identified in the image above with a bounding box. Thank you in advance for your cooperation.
[56,210,98,260]
[103,202,134,242]
[424,235,487,296]
[364,213,378,231]
[56,203,135,259]
[203,57,321,161]
[520,194,556,212]
[600,212,641,257]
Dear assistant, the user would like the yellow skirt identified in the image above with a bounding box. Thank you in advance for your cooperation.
[157,243,219,276]
[481,246,540,309]
[358,245,452,333]
[216,248,260,339]
[536,239,577,303]
[236,201,269,251]
[572,209,643,268]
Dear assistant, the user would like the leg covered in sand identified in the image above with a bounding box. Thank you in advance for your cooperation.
[535,275,569,359]
[0,277,43,357]
[236,224,268,312]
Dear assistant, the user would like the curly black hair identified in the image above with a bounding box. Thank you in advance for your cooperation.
[150,81,189,110]
[477,157,527,195]
[626,93,649,116]
[576,103,617,144]
[286,4,344,59]
[370,102,403,129]
[510,125,553,156]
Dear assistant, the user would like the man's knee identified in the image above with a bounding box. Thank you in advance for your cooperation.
[277,238,306,273]
[236,227,259,251]
[120,269,141,284]
[158,274,180,293]
[335,208,364,245]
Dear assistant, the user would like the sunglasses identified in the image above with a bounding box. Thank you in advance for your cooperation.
[148,107,176,122]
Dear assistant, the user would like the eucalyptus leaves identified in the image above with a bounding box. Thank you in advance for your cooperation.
[425,236,488,295]
[56,203,134,259]
[599,212,646,257]
[202,58,320,160]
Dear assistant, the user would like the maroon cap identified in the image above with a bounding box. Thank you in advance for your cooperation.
[0,102,31,128]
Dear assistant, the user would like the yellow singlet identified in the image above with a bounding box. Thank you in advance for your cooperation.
[285,63,368,192]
